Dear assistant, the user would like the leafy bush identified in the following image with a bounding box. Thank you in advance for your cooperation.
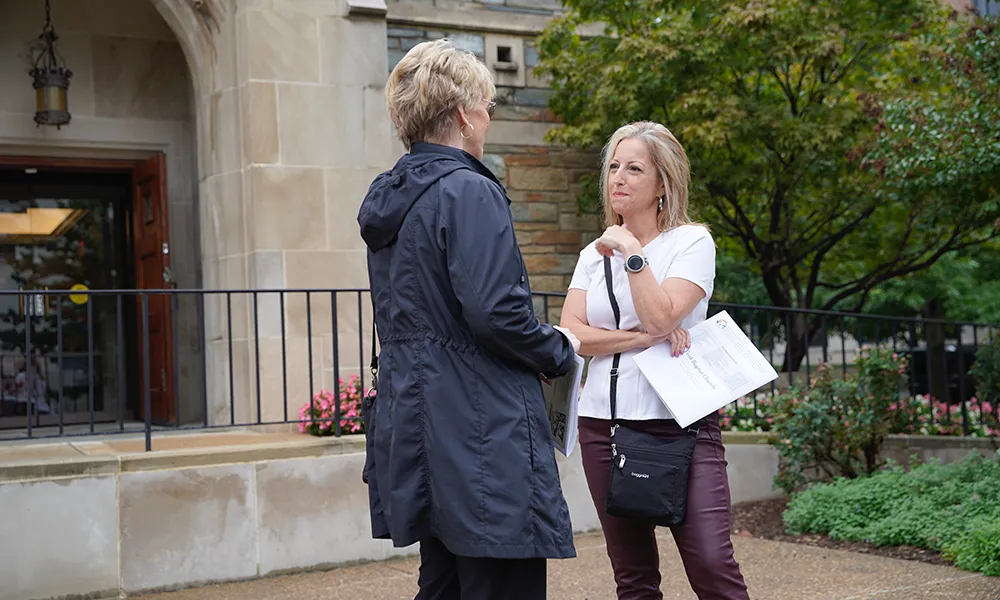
[944,517,1000,577]
[298,375,368,436]
[783,453,1000,575]
[769,347,907,493]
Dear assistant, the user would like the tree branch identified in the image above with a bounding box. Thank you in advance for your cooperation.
[790,205,876,266]
[707,183,762,253]
[818,229,1000,310]
[769,65,799,116]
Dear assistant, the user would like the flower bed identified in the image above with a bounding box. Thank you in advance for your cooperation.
[720,392,1000,438]
[298,375,369,436]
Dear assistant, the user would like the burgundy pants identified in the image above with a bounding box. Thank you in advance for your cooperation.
[579,415,749,600]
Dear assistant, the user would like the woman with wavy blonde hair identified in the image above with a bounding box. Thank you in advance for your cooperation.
[561,122,749,599]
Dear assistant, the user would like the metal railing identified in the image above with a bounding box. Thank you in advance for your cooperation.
[534,293,1000,437]
[0,288,379,450]
[0,288,997,450]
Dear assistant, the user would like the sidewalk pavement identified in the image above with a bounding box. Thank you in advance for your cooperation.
[137,531,1000,600]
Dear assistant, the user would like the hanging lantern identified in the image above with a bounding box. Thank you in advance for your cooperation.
[29,0,72,129]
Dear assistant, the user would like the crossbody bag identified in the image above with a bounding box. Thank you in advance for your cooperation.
[361,326,378,485]
[602,255,700,526]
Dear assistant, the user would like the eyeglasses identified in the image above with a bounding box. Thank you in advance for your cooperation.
[486,100,497,118]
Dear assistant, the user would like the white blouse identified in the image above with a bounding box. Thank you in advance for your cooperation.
[568,225,716,421]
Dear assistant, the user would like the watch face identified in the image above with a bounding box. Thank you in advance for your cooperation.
[627,255,645,271]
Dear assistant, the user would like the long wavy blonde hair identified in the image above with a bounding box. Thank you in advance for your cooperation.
[599,121,698,231]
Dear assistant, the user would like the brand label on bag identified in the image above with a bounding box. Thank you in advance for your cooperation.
[630,472,650,479]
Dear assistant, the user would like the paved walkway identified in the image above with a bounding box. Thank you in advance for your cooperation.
[137,531,1000,600]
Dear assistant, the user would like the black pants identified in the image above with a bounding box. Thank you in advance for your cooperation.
[415,537,547,600]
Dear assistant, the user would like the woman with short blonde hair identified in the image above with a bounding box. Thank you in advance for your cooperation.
[359,39,581,600]
[561,121,750,599]
[385,39,497,155]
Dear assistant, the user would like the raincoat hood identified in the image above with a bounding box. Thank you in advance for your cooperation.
[358,142,504,252]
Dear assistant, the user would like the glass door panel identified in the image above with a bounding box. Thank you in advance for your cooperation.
[0,170,131,430]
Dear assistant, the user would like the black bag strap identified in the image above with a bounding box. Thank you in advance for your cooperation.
[603,256,622,425]
[603,255,701,436]
[368,324,378,396]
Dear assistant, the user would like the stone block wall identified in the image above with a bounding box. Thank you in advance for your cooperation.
[485,145,602,320]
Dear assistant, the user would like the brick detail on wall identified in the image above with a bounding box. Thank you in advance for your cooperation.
[483,145,602,321]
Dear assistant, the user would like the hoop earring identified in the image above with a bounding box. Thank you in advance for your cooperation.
[460,123,475,140]
[657,196,664,213]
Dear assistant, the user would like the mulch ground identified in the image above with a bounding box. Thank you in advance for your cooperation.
[729,497,950,566]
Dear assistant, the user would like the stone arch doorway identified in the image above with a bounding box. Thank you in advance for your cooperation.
[0,0,213,428]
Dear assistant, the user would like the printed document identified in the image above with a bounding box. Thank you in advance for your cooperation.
[633,311,778,428]
[543,354,585,457]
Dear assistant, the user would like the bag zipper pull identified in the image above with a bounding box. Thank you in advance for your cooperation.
[618,454,626,468]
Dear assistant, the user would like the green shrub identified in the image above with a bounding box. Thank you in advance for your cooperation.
[784,453,1000,575]
[944,518,1000,577]
[770,347,907,493]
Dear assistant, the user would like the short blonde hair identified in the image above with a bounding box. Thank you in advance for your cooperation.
[600,121,697,231]
[385,39,496,151]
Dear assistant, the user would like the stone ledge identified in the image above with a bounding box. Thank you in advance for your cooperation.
[885,434,999,451]
[0,431,366,483]
[2,429,992,484]
[722,431,773,445]
[722,430,1000,452]
[119,435,367,472]
[386,2,606,36]
[346,0,389,17]
[0,455,120,484]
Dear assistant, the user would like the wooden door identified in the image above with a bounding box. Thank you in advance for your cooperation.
[131,154,175,423]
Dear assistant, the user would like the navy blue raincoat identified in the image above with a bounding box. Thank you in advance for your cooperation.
[357,142,578,559]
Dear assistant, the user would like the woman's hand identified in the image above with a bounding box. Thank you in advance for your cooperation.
[663,327,691,357]
[634,327,691,357]
[553,325,581,354]
[595,225,641,257]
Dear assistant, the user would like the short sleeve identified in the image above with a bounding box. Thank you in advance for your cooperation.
[665,228,716,300]
[568,243,599,292]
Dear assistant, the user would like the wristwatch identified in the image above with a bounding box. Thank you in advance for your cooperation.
[625,253,648,273]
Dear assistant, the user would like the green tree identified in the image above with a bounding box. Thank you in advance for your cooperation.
[865,245,1000,324]
[537,1,1000,369]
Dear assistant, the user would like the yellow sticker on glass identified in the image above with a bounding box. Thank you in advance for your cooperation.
[69,283,89,305]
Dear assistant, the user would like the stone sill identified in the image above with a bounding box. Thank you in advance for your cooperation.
[0,430,365,483]
[723,430,999,451]
[1,429,993,484]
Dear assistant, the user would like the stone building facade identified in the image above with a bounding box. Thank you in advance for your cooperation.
[0,0,600,432]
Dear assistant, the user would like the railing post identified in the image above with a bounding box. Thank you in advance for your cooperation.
[141,293,152,452]
[957,328,970,436]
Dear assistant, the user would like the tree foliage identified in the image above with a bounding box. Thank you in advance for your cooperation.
[537,1,1000,318]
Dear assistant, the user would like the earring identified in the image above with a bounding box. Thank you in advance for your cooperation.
[460,123,475,140]
[657,196,664,213]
